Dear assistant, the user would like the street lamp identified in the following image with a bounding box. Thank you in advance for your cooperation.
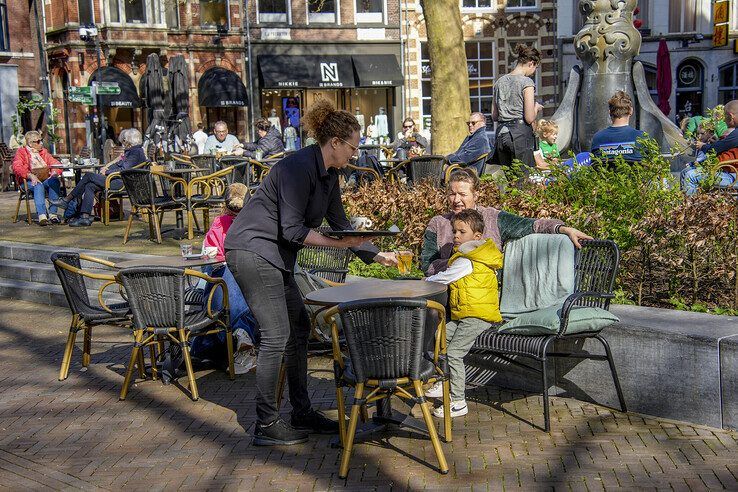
[79,23,107,159]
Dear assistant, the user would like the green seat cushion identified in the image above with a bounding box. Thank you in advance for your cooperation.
[498,302,619,336]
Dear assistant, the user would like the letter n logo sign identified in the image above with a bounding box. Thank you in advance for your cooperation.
[320,62,339,82]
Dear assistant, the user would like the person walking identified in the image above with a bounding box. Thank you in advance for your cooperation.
[224,100,397,446]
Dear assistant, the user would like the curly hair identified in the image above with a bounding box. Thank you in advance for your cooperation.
[254,117,271,133]
[535,119,558,139]
[447,167,480,191]
[608,91,633,119]
[302,99,360,145]
[514,44,541,66]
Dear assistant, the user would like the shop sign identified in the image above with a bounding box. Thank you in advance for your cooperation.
[713,0,729,48]
[110,101,133,107]
[371,80,392,86]
[277,81,299,87]
[678,65,697,86]
[357,28,385,40]
[422,115,431,130]
[319,62,345,87]
[217,100,246,106]
[421,63,431,76]
[261,28,290,41]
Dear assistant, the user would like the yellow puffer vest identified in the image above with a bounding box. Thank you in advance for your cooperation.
[448,239,503,322]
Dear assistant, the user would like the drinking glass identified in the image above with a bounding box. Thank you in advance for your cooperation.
[395,250,414,275]
[180,243,193,257]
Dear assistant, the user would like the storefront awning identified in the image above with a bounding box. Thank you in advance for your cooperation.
[88,67,142,108]
[197,67,249,107]
[258,55,355,89]
[351,55,403,87]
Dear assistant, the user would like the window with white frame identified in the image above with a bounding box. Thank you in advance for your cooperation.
[505,0,537,11]
[356,0,383,23]
[308,0,337,24]
[200,0,229,28]
[461,0,492,10]
[107,0,162,25]
[78,0,94,24]
[0,0,8,52]
[719,62,738,104]
[259,0,289,23]
[668,0,697,32]
[420,41,496,131]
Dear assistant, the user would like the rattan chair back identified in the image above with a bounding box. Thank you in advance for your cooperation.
[118,267,186,331]
[297,240,351,284]
[191,154,218,173]
[337,298,428,383]
[120,169,156,208]
[51,252,92,315]
[573,240,619,309]
[407,155,445,186]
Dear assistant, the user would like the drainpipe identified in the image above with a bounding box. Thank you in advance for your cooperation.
[33,0,55,152]
[399,0,406,116]
[244,0,256,141]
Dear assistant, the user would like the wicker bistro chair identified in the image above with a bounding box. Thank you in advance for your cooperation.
[387,155,446,186]
[322,298,451,478]
[101,162,150,225]
[117,267,235,401]
[191,154,219,174]
[471,239,626,431]
[444,152,490,182]
[297,239,352,284]
[12,180,36,224]
[120,169,186,244]
[715,160,738,198]
[185,166,233,239]
[51,252,132,381]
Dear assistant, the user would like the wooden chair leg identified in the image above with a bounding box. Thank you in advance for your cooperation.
[442,378,452,443]
[149,343,158,381]
[123,210,135,244]
[137,349,146,379]
[187,210,194,240]
[120,330,143,400]
[58,316,80,381]
[12,195,22,223]
[151,210,163,244]
[338,383,364,479]
[413,380,449,474]
[82,327,92,367]
[360,404,369,424]
[225,326,235,380]
[25,195,32,224]
[336,385,347,449]
[179,329,199,401]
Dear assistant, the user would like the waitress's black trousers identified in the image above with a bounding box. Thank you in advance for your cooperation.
[226,249,312,424]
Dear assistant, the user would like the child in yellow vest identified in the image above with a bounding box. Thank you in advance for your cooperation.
[424,209,503,417]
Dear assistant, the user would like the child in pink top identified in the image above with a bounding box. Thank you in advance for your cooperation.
[203,212,234,262]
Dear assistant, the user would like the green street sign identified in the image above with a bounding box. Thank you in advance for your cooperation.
[69,86,92,96]
[93,81,121,95]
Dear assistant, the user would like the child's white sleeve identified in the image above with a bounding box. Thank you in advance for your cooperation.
[424,258,473,285]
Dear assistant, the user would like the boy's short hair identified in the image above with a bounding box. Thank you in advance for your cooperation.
[608,91,633,119]
[454,209,485,235]
[536,119,558,139]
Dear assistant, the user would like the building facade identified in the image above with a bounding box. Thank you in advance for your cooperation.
[401,0,558,139]
[0,0,44,144]
[557,0,738,123]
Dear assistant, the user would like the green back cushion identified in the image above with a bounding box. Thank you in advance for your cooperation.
[498,303,619,336]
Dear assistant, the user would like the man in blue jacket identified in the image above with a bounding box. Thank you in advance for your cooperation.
[447,112,491,175]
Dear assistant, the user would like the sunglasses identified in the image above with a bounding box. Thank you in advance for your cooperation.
[402,125,413,129]
[466,120,482,126]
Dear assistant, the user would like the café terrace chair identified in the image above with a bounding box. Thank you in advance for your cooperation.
[120,169,186,244]
[322,298,451,478]
[714,160,738,198]
[297,232,352,284]
[185,165,233,238]
[12,180,35,225]
[101,161,150,225]
[117,266,235,401]
[444,152,490,182]
[191,154,219,174]
[51,252,132,381]
[387,155,446,187]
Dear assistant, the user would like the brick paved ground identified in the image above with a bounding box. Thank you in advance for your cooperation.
[1,299,738,491]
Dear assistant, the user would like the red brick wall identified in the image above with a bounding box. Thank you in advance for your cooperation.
[3,0,42,92]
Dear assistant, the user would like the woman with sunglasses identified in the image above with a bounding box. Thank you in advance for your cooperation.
[389,117,429,159]
[11,131,63,226]
[224,99,398,446]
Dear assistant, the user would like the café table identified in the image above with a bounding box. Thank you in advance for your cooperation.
[306,278,448,447]
[50,162,107,190]
[114,255,222,269]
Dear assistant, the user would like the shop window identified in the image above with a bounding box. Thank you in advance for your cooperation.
[78,0,94,24]
[308,0,337,24]
[0,1,8,52]
[461,0,492,10]
[165,0,179,28]
[259,0,289,23]
[356,0,383,23]
[668,0,697,33]
[419,41,496,132]
[635,0,649,30]
[505,0,537,11]
[200,0,229,28]
[718,62,738,104]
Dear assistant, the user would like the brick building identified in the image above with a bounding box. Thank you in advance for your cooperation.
[401,0,558,139]
[0,0,44,143]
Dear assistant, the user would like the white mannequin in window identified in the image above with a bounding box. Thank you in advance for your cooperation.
[354,107,365,137]
[365,116,378,144]
[283,116,298,151]
[374,106,389,140]
[268,108,282,133]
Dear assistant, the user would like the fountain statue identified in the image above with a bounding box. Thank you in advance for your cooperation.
[552,0,688,156]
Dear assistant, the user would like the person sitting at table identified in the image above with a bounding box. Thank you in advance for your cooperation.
[389,117,429,159]
[446,112,491,175]
[11,130,63,226]
[190,182,259,374]
[421,168,591,276]
[50,128,147,227]
[224,99,398,446]
[424,209,503,418]
[242,118,285,160]
[203,121,244,156]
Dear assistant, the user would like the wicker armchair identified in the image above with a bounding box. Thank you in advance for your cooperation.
[323,298,451,478]
[51,252,131,381]
[12,180,35,224]
[297,235,352,284]
[715,159,737,198]
[117,266,235,401]
[387,155,446,186]
[191,154,219,174]
[472,239,626,431]
[120,169,186,244]
[101,161,150,225]
[185,166,232,238]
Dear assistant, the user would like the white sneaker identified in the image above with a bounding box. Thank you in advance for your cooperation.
[38,214,48,226]
[425,381,443,398]
[234,328,254,352]
[233,349,256,375]
[433,400,468,418]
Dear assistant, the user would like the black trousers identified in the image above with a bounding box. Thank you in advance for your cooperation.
[226,249,311,424]
[67,173,121,215]
[494,123,536,169]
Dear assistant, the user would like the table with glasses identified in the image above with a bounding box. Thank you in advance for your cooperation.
[114,255,222,269]
[306,278,448,446]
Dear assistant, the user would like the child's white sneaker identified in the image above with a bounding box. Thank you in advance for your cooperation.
[433,400,468,418]
[424,381,443,398]
[234,328,254,352]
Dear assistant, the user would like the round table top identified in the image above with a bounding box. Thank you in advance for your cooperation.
[163,167,208,175]
[305,279,447,306]
[115,256,223,269]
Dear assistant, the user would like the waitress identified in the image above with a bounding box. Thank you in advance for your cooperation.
[225,100,397,446]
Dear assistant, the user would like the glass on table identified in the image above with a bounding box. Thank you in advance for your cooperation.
[180,242,193,257]
[395,250,414,275]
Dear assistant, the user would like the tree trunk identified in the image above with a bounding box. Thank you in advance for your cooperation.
[422,0,470,155]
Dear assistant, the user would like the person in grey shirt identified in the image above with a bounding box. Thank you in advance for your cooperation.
[203,121,243,155]
[491,45,544,170]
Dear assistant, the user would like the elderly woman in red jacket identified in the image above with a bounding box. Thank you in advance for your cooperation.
[11,131,63,226]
